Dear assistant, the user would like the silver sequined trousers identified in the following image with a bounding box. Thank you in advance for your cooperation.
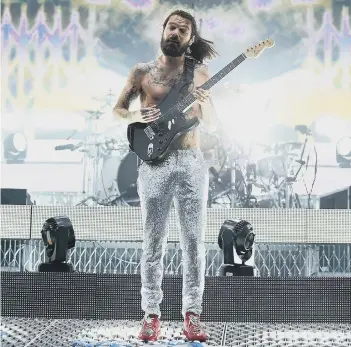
[137,148,209,318]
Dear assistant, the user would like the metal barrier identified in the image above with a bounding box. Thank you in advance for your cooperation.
[1,239,350,277]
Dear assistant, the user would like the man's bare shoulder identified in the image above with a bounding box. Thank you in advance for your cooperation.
[132,61,156,75]
[194,62,210,82]
[195,61,209,74]
[127,61,156,87]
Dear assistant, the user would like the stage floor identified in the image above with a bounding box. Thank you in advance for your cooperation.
[1,318,350,347]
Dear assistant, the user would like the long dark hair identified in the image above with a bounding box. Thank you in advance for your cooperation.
[162,10,218,63]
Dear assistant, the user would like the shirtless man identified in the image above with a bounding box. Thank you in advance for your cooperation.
[113,9,217,342]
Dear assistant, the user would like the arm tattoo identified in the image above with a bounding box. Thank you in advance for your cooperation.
[113,63,150,120]
[120,64,145,109]
[116,63,151,109]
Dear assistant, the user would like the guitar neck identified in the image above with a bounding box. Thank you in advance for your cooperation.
[176,53,247,112]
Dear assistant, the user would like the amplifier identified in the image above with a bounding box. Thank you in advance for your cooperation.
[319,186,351,209]
[0,188,29,205]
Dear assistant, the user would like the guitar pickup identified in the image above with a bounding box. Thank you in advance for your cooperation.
[145,127,155,140]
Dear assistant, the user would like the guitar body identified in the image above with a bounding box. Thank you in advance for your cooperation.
[127,59,199,163]
[127,107,199,163]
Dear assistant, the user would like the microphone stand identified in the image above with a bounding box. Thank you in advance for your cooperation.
[229,155,237,208]
[277,135,309,209]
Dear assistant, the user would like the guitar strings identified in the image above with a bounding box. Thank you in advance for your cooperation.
[144,53,246,134]
[150,65,196,129]
[145,53,245,132]
[146,84,196,132]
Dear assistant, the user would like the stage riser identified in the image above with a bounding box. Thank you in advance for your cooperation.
[2,273,350,323]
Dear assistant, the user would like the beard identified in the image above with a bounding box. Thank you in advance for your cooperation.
[160,36,188,57]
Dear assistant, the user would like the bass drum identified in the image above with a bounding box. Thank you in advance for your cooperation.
[116,151,140,206]
[98,151,140,206]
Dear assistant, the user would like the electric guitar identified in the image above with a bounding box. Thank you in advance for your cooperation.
[127,38,275,163]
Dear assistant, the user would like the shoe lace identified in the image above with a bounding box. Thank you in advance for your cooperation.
[189,315,202,333]
[144,316,155,331]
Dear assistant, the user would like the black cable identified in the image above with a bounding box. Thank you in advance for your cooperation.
[101,166,108,199]
[208,144,228,205]
[302,147,311,204]
[308,144,318,209]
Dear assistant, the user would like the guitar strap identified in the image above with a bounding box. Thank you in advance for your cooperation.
[181,56,197,94]
[159,56,197,107]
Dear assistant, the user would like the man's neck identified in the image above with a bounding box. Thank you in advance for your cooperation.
[159,54,185,69]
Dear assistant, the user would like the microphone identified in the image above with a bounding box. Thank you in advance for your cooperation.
[54,144,76,151]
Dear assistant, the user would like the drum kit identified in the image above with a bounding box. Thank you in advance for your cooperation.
[56,91,314,209]
[206,125,315,209]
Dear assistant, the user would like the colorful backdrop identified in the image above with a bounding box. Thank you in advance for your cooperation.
[1,0,350,196]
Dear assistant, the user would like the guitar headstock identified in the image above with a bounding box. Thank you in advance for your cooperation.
[244,38,275,58]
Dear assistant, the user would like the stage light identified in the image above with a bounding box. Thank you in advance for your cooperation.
[336,136,351,168]
[218,219,255,276]
[39,216,76,272]
[3,132,27,163]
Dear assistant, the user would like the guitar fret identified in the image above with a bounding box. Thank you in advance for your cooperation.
[176,54,246,113]
[165,54,247,116]
[203,54,246,90]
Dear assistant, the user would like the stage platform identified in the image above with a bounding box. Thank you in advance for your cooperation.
[1,206,351,346]
[1,273,350,346]
[1,318,351,346]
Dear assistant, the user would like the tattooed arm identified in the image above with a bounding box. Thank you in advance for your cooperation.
[113,64,144,123]
[194,64,217,133]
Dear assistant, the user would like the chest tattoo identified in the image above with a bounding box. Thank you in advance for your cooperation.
[147,63,183,88]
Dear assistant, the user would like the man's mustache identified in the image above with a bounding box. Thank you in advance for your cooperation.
[167,38,180,44]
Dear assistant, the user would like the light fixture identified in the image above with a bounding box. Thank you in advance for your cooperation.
[218,219,255,276]
[39,216,76,272]
[3,132,27,163]
[336,136,351,168]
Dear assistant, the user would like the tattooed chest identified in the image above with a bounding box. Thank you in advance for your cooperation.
[147,65,183,88]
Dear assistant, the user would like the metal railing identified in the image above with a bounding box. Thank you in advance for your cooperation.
[1,239,350,277]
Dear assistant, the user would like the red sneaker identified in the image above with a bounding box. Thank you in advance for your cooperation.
[184,312,207,342]
[138,315,161,341]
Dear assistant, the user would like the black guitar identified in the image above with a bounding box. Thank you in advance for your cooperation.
[127,38,275,163]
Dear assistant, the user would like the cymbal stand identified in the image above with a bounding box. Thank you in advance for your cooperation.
[75,93,114,206]
[227,148,247,208]
[229,157,238,208]
[81,146,88,194]
[83,113,99,197]
[276,137,310,208]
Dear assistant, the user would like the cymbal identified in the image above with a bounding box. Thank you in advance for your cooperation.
[256,143,272,151]
[275,141,302,150]
[92,90,116,104]
[92,94,116,102]
[85,110,105,116]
